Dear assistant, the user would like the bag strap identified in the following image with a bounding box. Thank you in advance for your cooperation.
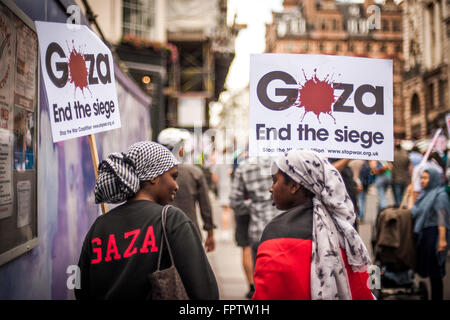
[156,205,175,270]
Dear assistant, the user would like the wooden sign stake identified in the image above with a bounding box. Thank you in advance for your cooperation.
[88,134,107,214]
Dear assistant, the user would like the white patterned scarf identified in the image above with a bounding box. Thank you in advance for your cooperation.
[273,150,371,300]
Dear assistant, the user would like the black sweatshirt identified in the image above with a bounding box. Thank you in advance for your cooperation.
[75,200,219,300]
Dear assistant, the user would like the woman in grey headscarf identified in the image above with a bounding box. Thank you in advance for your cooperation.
[407,167,449,300]
[252,149,374,300]
[75,141,218,300]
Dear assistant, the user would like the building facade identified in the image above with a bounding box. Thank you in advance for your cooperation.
[265,0,406,138]
[165,0,244,133]
[402,0,450,139]
[80,0,243,138]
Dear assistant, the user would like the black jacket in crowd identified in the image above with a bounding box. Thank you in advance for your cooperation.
[75,200,219,300]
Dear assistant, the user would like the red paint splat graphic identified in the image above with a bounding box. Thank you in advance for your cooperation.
[67,41,91,97]
[292,68,336,123]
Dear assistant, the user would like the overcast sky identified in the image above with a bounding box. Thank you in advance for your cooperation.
[224,0,283,91]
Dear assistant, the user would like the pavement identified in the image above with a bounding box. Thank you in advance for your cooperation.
[199,186,450,300]
[202,191,249,300]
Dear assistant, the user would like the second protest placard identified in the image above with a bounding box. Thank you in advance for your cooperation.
[249,54,393,161]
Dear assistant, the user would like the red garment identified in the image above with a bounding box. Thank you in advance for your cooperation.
[253,238,374,300]
[252,204,374,300]
[253,238,312,300]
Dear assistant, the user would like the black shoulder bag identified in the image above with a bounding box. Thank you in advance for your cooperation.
[148,205,189,300]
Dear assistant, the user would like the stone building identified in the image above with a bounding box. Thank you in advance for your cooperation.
[402,0,450,139]
[265,0,406,138]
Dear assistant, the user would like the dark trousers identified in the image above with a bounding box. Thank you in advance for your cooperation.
[430,277,443,300]
[392,183,407,207]
[416,227,446,300]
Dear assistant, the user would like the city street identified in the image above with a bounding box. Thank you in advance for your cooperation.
[1,0,449,302]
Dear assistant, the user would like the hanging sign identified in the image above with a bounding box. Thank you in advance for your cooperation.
[35,21,121,142]
[446,113,450,138]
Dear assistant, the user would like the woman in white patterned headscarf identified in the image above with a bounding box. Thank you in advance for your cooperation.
[76,141,218,300]
[252,149,374,300]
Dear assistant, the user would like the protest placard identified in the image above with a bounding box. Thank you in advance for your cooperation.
[446,113,450,138]
[35,21,121,143]
[249,54,393,160]
[35,21,117,213]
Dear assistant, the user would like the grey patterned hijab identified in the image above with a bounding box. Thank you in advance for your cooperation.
[94,141,180,204]
[273,149,371,300]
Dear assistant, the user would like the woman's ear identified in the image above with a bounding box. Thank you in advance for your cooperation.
[149,177,159,185]
[290,182,301,194]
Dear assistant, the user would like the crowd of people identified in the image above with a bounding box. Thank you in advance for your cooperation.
[74,128,450,300]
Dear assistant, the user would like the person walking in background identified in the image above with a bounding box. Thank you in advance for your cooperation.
[442,148,449,173]
[157,128,216,252]
[233,206,255,299]
[328,158,360,229]
[230,156,281,298]
[348,159,365,221]
[358,160,375,222]
[369,160,393,212]
[75,141,218,300]
[211,147,234,241]
[230,146,255,299]
[446,156,450,197]
[430,152,447,177]
[409,146,423,171]
[392,140,411,207]
[411,152,445,202]
[252,150,374,300]
[407,168,450,300]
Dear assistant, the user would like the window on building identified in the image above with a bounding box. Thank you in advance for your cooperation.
[290,19,306,35]
[411,93,420,115]
[123,0,155,39]
[358,19,368,34]
[427,83,434,109]
[382,19,389,31]
[290,19,299,34]
[177,41,205,92]
[349,43,354,52]
[299,19,306,33]
[333,19,338,30]
[335,43,340,52]
[439,80,447,108]
[319,42,324,52]
[380,44,386,53]
[348,19,357,34]
[392,19,401,32]
[349,5,359,17]
[412,124,421,139]
[366,43,371,52]
[277,21,288,37]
